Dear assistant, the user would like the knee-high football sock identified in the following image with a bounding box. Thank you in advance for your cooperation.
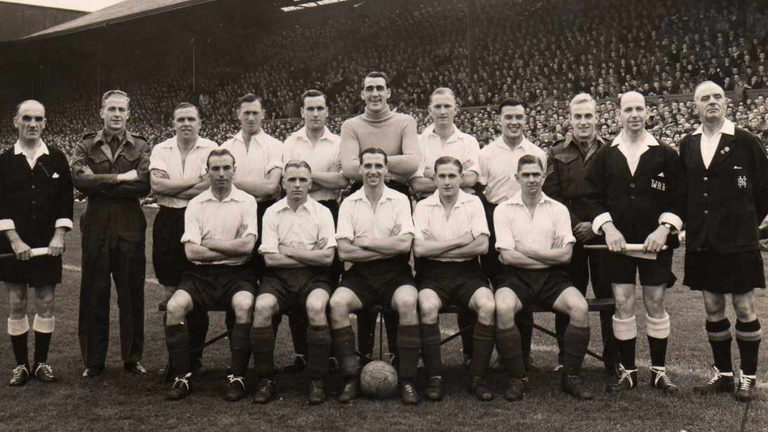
[735,319,762,376]
[307,325,332,380]
[332,326,358,378]
[397,324,421,381]
[229,323,251,377]
[562,324,590,376]
[420,322,443,378]
[165,322,190,377]
[33,315,55,365]
[612,315,637,370]
[470,322,496,379]
[706,318,733,373]
[496,326,526,378]
[646,313,670,368]
[251,326,275,379]
[8,316,30,367]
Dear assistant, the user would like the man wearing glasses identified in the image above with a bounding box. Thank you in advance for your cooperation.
[72,90,151,378]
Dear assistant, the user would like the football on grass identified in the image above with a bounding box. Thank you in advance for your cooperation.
[360,360,398,398]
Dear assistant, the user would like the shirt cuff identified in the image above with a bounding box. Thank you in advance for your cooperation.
[495,241,516,251]
[592,212,613,235]
[149,161,168,172]
[0,219,15,231]
[658,213,683,232]
[258,244,278,255]
[180,233,201,245]
[55,218,73,230]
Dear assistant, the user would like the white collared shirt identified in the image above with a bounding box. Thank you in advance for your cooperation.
[693,118,736,169]
[611,130,659,176]
[418,125,481,176]
[336,186,415,242]
[14,140,48,170]
[494,192,575,254]
[413,190,489,262]
[282,126,343,201]
[221,129,283,184]
[0,140,72,232]
[149,136,218,208]
[479,135,548,204]
[181,186,259,266]
[259,197,337,256]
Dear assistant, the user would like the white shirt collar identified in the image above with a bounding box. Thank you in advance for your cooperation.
[295,126,333,143]
[610,130,660,147]
[272,196,318,213]
[234,129,268,145]
[14,140,49,158]
[692,118,736,136]
[425,125,463,143]
[505,190,555,206]
[492,135,536,152]
[422,189,475,207]
[348,185,402,203]
[198,185,249,203]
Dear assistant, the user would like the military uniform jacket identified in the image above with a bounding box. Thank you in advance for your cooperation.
[678,125,768,253]
[0,144,74,252]
[70,129,151,202]
[543,135,607,230]
[585,136,683,248]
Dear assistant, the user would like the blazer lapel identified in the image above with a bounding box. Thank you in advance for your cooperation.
[707,134,737,171]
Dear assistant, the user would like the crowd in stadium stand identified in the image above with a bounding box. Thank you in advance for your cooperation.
[2,0,768,155]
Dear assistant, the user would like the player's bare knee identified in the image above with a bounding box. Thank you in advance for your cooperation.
[568,299,589,326]
[166,301,188,324]
[733,300,756,322]
[476,300,495,325]
[34,294,55,317]
[253,299,276,326]
[419,299,440,323]
[305,298,328,323]
[394,294,418,314]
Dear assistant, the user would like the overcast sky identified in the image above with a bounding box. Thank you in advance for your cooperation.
[3,0,126,12]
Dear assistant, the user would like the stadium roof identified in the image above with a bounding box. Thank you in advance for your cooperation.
[24,0,219,40]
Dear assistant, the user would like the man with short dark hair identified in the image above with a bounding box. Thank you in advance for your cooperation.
[681,81,768,402]
[544,93,616,373]
[72,90,151,378]
[330,147,421,405]
[413,156,495,401]
[251,160,337,405]
[494,155,593,401]
[1,100,73,386]
[164,148,258,401]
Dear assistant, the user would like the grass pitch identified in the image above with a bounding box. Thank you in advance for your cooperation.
[0,203,766,432]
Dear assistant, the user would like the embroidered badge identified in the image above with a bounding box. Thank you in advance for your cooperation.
[651,179,666,191]
[738,175,747,189]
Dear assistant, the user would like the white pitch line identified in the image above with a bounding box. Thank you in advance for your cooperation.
[63,264,160,286]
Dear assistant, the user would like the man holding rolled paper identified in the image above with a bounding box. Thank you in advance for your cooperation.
[585,91,684,395]
[0,100,74,386]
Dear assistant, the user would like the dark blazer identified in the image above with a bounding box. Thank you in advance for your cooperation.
[543,134,607,229]
[0,144,74,252]
[678,124,768,253]
[585,135,683,248]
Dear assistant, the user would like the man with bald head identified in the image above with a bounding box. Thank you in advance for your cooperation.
[680,81,768,402]
[1,100,73,386]
[586,91,684,394]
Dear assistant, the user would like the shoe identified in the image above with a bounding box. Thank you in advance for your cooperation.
[252,379,277,404]
[124,362,147,375]
[523,355,539,373]
[504,377,527,401]
[82,364,105,378]
[282,354,307,373]
[224,375,247,402]
[693,365,735,395]
[561,375,594,400]
[9,365,29,387]
[306,380,326,405]
[167,373,192,400]
[424,376,443,401]
[650,367,679,394]
[401,381,421,405]
[605,364,637,393]
[33,363,56,383]
[338,378,359,404]
[735,371,757,402]
[470,376,493,401]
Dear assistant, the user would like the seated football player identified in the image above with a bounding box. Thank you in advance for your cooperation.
[413,156,495,401]
[164,149,257,402]
[494,155,593,401]
[250,160,337,405]
[329,148,422,405]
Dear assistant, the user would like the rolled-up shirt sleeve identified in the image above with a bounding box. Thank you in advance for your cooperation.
[240,198,259,240]
[335,200,355,242]
[258,208,280,255]
[149,146,168,173]
[395,196,416,237]
[317,206,338,249]
[470,198,490,238]
[555,205,577,245]
[412,201,428,240]
[180,202,202,245]
[494,205,516,251]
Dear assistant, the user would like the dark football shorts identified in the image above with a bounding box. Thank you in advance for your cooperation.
[684,249,765,294]
[259,267,333,313]
[0,254,62,287]
[415,258,489,309]
[496,266,573,311]
[338,256,416,309]
[178,264,257,312]
[152,206,192,287]
[604,249,674,287]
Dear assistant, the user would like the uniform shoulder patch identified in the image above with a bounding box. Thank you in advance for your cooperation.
[81,131,98,140]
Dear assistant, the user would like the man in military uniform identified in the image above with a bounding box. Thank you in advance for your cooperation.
[72,90,151,378]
